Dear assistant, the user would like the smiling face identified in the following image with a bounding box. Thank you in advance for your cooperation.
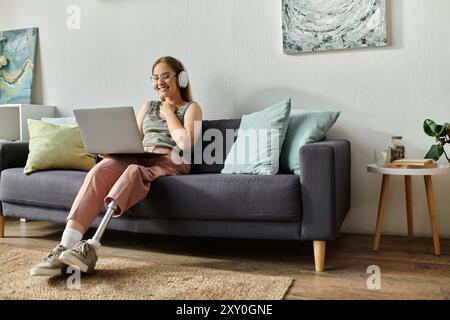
[152,62,180,101]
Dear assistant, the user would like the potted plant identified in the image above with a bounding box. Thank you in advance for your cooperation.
[423,119,450,162]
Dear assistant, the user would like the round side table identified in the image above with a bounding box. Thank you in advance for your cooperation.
[367,163,450,255]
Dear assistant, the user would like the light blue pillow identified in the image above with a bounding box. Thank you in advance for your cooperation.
[221,98,291,175]
[280,109,340,175]
[41,117,77,126]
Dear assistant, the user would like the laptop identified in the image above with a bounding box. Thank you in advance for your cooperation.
[73,106,165,157]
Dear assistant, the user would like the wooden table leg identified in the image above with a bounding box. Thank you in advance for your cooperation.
[424,175,441,256]
[373,174,390,251]
[404,176,413,241]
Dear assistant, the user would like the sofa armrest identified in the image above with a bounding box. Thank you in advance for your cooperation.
[299,139,351,241]
[0,141,29,171]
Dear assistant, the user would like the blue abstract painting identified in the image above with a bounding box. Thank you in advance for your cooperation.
[0,27,38,104]
[282,0,387,53]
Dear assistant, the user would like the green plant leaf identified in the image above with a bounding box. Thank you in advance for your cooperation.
[424,144,444,160]
[423,119,441,137]
[442,123,450,139]
[438,123,449,136]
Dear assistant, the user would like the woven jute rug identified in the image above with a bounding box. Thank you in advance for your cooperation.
[0,246,293,300]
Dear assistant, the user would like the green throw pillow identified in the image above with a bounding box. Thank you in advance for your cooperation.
[24,119,96,175]
[280,109,341,175]
[221,98,291,175]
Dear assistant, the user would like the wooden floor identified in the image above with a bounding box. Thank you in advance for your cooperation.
[1,218,449,300]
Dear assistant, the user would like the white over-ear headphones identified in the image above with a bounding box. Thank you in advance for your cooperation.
[177,70,189,88]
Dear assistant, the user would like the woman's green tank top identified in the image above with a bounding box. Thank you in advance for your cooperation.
[142,100,194,149]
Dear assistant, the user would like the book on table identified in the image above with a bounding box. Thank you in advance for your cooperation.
[391,159,437,168]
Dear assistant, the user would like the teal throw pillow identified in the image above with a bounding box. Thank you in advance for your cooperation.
[221,98,291,175]
[41,117,77,126]
[280,109,340,175]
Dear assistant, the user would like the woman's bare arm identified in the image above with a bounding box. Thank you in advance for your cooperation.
[182,103,203,149]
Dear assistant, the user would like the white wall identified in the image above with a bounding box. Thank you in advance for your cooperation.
[1,0,450,237]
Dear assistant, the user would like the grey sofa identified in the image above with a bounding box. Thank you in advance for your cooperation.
[0,119,351,271]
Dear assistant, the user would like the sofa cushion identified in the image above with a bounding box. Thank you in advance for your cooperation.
[128,173,301,221]
[0,168,301,222]
[1,168,87,210]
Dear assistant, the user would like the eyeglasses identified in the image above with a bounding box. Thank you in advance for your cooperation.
[151,73,177,82]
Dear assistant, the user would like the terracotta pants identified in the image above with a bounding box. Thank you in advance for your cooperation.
[66,146,190,231]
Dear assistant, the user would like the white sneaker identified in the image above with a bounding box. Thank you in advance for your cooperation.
[30,244,67,276]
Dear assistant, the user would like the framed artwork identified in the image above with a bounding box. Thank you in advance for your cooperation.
[282,0,387,53]
[0,27,38,104]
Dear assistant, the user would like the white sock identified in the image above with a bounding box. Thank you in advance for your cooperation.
[60,228,83,249]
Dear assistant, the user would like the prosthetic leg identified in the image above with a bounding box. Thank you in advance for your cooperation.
[86,200,118,249]
[57,201,119,274]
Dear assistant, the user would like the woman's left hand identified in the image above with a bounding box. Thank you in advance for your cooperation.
[159,103,177,118]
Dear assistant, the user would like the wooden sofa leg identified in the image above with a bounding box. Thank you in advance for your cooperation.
[0,212,5,238]
[313,240,326,272]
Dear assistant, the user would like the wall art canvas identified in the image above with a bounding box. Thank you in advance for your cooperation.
[282,0,387,53]
[0,27,38,104]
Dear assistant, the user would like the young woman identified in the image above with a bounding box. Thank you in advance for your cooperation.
[31,56,203,276]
